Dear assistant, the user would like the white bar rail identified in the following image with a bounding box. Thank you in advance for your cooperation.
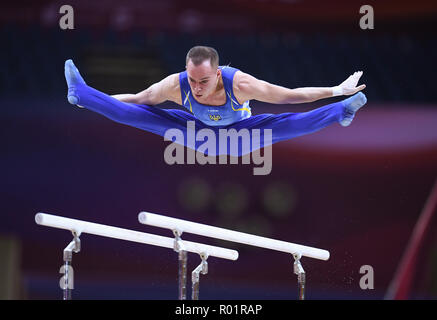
[138,212,329,261]
[35,213,238,261]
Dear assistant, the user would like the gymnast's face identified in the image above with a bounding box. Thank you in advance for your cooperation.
[186,59,221,102]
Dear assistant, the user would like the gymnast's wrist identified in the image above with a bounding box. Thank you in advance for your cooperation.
[332,86,344,97]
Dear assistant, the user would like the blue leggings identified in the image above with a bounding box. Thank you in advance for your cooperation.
[72,84,347,156]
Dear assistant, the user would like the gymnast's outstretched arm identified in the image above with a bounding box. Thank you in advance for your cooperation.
[233,70,366,105]
[110,73,181,105]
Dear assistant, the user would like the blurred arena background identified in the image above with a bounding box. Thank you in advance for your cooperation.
[1,0,436,299]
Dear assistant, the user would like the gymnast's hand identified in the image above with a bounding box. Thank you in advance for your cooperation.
[335,71,366,96]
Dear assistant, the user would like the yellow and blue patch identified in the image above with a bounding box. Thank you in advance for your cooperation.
[209,114,222,121]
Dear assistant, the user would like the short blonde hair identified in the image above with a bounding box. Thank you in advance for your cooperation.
[186,46,219,68]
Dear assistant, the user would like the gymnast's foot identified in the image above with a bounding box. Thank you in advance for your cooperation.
[339,92,367,127]
[64,59,86,105]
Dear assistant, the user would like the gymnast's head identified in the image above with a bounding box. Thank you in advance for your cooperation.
[185,46,221,101]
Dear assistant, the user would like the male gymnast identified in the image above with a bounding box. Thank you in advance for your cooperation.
[64,46,367,156]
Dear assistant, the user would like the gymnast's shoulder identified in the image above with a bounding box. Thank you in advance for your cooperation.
[156,73,182,105]
[232,70,265,102]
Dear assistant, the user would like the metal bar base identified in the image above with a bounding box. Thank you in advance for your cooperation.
[192,253,208,300]
[173,229,187,300]
[61,231,81,300]
[293,253,306,300]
